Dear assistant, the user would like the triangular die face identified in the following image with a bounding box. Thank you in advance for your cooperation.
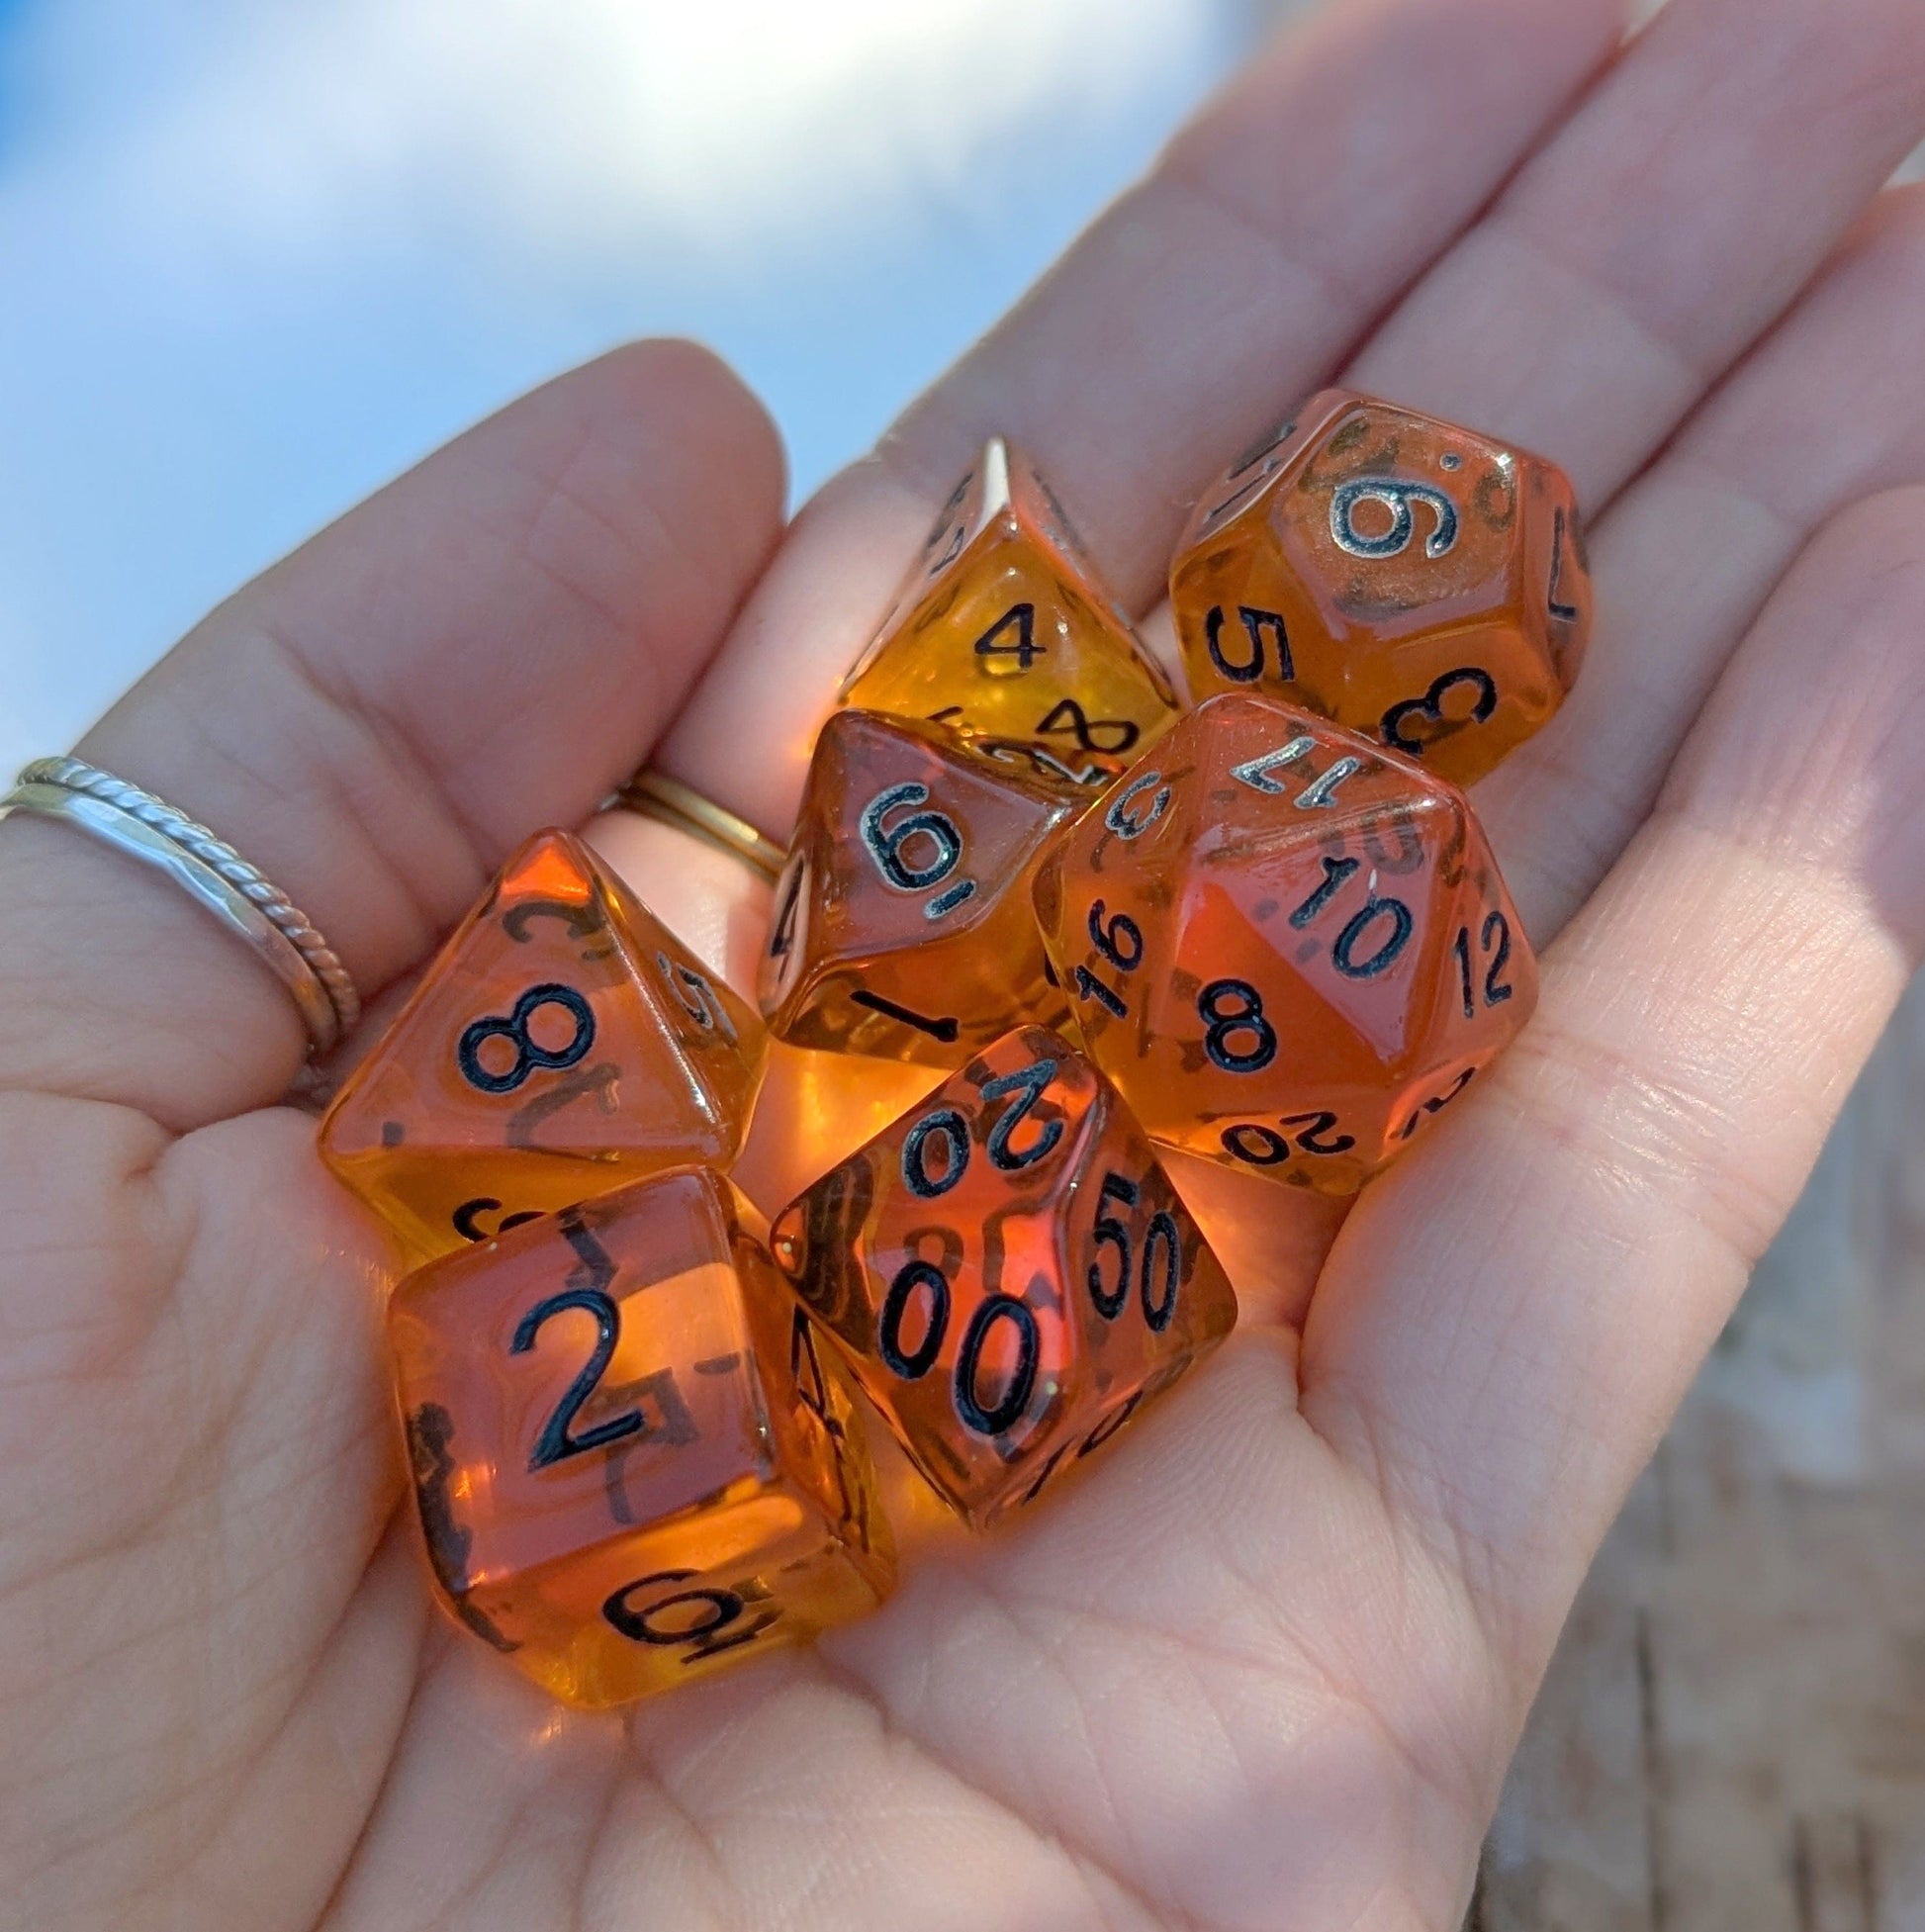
[1177,794,1460,1073]
[322,831,743,1171]
[837,449,1176,757]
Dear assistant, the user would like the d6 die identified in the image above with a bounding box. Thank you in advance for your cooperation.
[770,1027,1238,1527]
[321,829,766,1262]
[760,708,1091,1064]
[838,434,1178,773]
[1034,693,1536,1195]
[390,1166,893,1705]
[1169,392,1592,787]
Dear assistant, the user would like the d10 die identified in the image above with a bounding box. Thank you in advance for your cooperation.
[837,434,1179,773]
[770,1027,1238,1527]
[321,829,766,1263]
[1169,392,1592,787]
[759,708,1084,1065]
[390,1166,893,1706]
[1033,693,1536,1195]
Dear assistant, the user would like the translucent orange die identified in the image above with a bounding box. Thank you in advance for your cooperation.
[321,830,766,1264]
[1033,694,1537,1196]
[390,1166,893,1705]
[1169,392,1592,788]
[759,708,1089,1065]
[837,434,1179,775]
[770,1028,1238,1528]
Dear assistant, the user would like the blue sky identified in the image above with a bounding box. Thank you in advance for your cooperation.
[0,0,1261,775]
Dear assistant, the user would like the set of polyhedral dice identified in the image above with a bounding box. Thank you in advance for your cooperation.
[318,390,1589,1706]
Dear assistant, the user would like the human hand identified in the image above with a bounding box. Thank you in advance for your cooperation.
[7,0,1925,1924]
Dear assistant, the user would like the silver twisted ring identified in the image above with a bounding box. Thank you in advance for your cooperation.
[0,756,361,1057]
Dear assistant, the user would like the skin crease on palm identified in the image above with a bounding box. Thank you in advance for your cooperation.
[10,0,1925,1925]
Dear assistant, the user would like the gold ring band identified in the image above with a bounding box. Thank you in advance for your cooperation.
[617,770,786,885]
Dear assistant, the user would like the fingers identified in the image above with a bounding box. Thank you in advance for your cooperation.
[1347,0,1925,507]
[1302,488,1925,1680]
[0,342,784,1130]
[657,0,1629,834]
[1481,184,1925,935]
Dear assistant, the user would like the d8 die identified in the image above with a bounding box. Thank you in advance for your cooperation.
[837,434,1178,773]
[321,829,766,1263]
[759,708,1086,1064]
[1033,693,1536,1195]
[770,1027,1238,1527]
[390,1166,893,1706]
[1169,392,1592,787]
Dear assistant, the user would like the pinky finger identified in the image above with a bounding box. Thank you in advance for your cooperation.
[1301,486,1925,1685]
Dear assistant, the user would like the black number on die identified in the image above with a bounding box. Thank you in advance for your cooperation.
[457,982,596,1095]
[878,1258,951,1380]
[510,1285,644,1472]
[978,1058,1063,1172]
[1289,858,1416,981]
[601,1570,779,1661]
[1220,1110,1357,1168]
[952,1295,1041,1437]
[1088,1172,1183,1332]
[878,1254,1041,1439]
[901,1108,970,1199]
[1204,603,1292,684]
[1380,666,1498,757]
[973,601,1041,669]
[1036,696,1139,756]
[1198,979,1278,1074]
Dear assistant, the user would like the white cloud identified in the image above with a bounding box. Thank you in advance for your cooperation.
[34,0,1209,269]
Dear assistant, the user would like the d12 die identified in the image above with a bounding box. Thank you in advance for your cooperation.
[769,1027,1238,1527]
[837,434,1178,773]
[759,708,1084,1065]
[321,829,766,1263]
[1169,391,1592,787]
[391,1165,893,1706]
[1033,693,1536,1195]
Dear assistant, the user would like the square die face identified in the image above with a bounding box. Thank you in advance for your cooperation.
[465,1483,886,1707]
[390,1170,776,1600]
[393,1168,894,1703]
[773,1029,1238,1525]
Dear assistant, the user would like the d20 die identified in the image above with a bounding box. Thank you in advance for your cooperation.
[1169,392,1592,787]
[1033,693,1536,1195]
[837,434,1178,771]
[390,1165,893,1706]
[759,708,1084,1065]
[769,1027,1237,1527]
[321,829,766,1262]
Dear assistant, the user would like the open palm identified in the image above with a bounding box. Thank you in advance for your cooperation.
[9,0,1925,1925]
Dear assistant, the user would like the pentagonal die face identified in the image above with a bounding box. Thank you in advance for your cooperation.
[837,435,1179,772]
[321,830,767,1263]
[1169,392,1592,788]
[770,1028,1238,1527]
[1034,694,1537,1195]
[760,709,1085,1065]
[389,1167,893,1706]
